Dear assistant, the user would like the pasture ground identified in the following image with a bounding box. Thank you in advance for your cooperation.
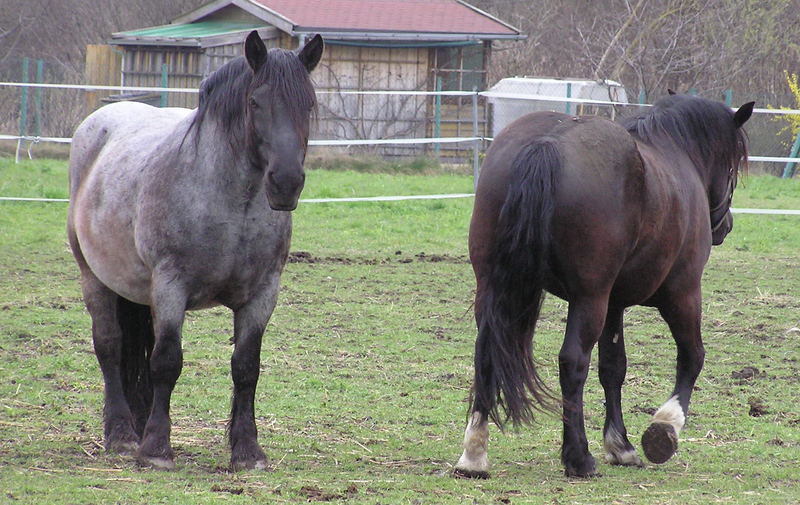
[1,159,798,504]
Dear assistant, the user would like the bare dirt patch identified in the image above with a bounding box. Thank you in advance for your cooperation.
[288,250,468,265]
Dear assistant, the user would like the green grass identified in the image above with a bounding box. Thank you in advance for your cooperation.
[1,158,799,504]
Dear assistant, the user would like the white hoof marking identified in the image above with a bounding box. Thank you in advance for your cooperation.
[603,426,643,466]
[652,395,685,435]
[455,412,489,474]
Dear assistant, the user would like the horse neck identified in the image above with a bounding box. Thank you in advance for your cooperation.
[188,115,265,195]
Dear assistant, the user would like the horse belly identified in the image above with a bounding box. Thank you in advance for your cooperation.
[72,159,153,305]
[75,211,153,305]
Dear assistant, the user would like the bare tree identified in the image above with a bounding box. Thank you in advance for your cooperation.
[473,0,800,104]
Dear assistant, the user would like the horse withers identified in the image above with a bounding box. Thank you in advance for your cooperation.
[67,31,323,470]
[454,94,754,477]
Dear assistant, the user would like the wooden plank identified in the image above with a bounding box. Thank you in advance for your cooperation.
[84,45,122,113]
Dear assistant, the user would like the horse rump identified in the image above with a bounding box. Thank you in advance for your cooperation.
[471,138,561,428]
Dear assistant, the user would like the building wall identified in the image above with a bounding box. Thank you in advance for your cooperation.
[312,45,430,154]
[121,47,204,108]
[90,33,490,160]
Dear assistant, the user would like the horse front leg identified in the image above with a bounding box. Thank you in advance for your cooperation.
[598,307,643,467]
[642,288,704,464]
[229,276,280,471]
[560,297,608,477]
[136,275,187,469]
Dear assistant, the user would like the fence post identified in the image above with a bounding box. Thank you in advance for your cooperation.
[160,63,169,107]
[16,58,30,164]
[782,133,800,178]
[434,76,442,157]
[19,58,29,137]
[34,60,44,138]
[723,89,733,107]
[471,88,480,189]
[565,82,572,115]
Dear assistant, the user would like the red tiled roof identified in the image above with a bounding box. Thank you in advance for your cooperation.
[251,0,518,35]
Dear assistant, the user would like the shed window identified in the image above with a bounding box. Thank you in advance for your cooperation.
[433,43,486,92]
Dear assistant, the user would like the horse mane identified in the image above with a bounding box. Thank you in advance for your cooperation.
[621,95,749,181]
[189,48,317,140]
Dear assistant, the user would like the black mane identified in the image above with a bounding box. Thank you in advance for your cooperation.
[189,48,316,138]
[621,94,749,179]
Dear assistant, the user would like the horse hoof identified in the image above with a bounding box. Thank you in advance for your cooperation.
[453,467,489,479]
[137,455,176,470]
[641,422,678,464]
[564,466,598,478]
[605,450,644,467]
[106,439,139,457]
[231,458,269,471]
[563,457,598,478]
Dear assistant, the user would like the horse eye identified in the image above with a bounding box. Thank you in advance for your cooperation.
[249,97,259,109]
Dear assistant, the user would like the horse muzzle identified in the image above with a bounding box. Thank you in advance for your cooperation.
[711,211,732,246]
[265,166,305,211]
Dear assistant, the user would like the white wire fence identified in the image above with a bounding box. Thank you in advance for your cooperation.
[1,80,799,207]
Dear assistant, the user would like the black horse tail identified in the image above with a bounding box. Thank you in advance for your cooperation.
[117,297,154,437]
[471,137,560,429]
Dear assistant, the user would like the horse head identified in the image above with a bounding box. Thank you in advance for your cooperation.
[243,31,323,211]
[709,101,754,245]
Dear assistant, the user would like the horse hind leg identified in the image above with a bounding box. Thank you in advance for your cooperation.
[598,307,643,467]
[116,297,154,439]
[79,270,141,455]
[559,297,609,477]
[453,411,490,479]
[642,289,704,464]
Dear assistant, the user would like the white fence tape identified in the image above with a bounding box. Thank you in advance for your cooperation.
[1,83,799,163]
[1,193,799,216]
[479,91,800,115]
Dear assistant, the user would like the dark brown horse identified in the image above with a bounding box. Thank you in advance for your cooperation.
[454,94,754,478]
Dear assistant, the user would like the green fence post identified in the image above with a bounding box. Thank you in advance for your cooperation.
[723,89,733,107]
[19,58,29,138]
[688,87,698,96]
[782,132,800,178]
[565,82,572,115]
[34,59,44,137]
[160,63,169,107]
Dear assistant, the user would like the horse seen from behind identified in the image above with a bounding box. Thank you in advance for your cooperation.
[454,93,754,477]
[67,31,323,470]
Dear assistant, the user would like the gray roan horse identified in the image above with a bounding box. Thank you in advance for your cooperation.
[454,94,753,478]
[67,31,323,470]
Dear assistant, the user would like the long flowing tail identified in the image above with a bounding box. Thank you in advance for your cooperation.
[116,297,154,437]
[471,137,560,428]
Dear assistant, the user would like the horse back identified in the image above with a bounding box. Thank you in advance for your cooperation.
[69,102,192,197]
[471,112,645,296]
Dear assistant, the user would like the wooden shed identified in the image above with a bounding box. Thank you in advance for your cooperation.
[89,0,524,158]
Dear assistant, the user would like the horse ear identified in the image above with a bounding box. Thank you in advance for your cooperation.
[734,101,755,128]
[298,34,324,72]
[244,31,268,72]
[667,89,676,95]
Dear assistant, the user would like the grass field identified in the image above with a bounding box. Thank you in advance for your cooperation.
[1,158,798,504]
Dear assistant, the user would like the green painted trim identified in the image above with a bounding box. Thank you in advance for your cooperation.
[118,20,264,39]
